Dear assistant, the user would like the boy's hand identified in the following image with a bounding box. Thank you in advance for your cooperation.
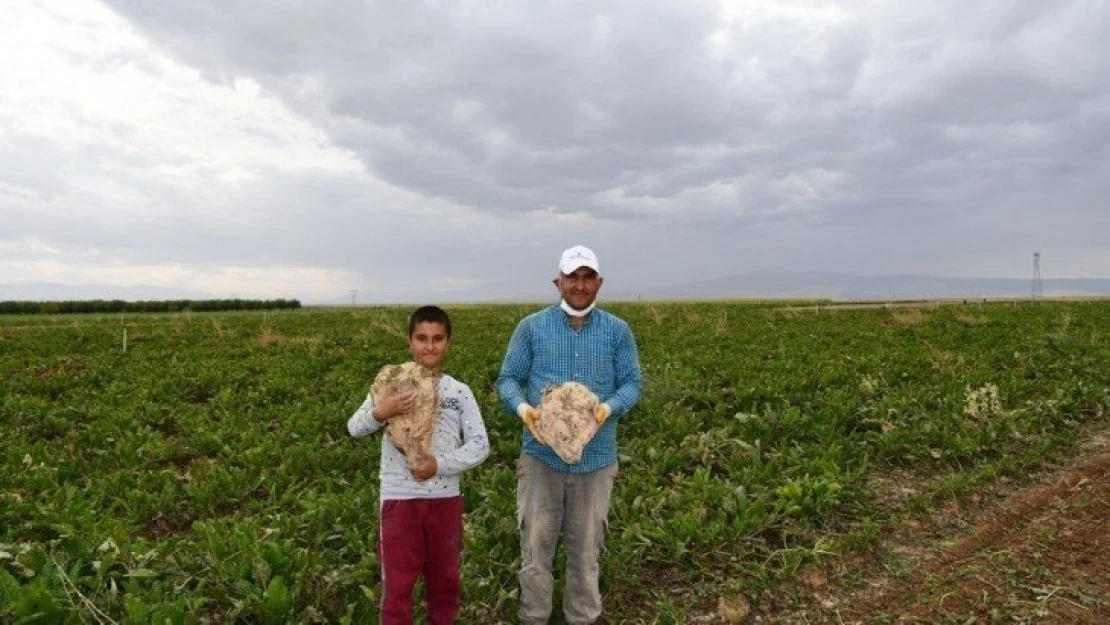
[594,403,611,425]
[517,404,546,445]
[372,391,416,422]
[410,453,437,481]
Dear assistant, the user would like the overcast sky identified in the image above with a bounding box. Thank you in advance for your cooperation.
[2,1,1108,303]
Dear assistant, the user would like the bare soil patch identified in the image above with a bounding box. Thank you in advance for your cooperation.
[748,432,1110,623]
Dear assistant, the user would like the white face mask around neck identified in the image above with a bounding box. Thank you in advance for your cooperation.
[560,299,595,317]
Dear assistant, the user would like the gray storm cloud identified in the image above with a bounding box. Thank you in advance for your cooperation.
[96,1,1109,219]
[3,1,1108,301]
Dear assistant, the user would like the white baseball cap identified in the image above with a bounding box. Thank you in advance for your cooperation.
[558,245,600,275]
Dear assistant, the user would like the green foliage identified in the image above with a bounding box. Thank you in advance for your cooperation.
[0,301,1107,621]
[262,576,293,624]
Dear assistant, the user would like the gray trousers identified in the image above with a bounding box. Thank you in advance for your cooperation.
[516,455,618,625]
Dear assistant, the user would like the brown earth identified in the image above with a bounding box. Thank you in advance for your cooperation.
[716,432,1110,624]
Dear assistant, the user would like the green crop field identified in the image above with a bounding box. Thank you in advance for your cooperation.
[2,301,1108,623]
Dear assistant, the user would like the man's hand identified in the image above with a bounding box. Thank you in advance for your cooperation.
[594,403,612,425]
[372,391,416,422]
[409,453,437,481]
[517,404,546,445]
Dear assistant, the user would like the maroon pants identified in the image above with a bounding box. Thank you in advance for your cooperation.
[379,496,464,625]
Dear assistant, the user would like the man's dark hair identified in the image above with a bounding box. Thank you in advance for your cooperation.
[408,305,452,338]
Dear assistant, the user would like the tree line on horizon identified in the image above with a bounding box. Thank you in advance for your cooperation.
[0,299,302,315]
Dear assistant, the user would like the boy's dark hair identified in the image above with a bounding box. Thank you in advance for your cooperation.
[408,305,452,338]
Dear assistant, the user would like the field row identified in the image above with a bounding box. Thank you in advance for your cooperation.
[2,301,1108,622]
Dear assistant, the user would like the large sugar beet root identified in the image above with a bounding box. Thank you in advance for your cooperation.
[535,382,601,464]
[371,362,439,470]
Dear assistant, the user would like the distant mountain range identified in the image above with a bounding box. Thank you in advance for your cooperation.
[614,271,1110,301]
[3,273,1108,305]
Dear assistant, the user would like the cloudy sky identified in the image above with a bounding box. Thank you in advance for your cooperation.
[2,1,1107,303]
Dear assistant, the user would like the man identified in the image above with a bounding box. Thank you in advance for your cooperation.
[497,245,643,624]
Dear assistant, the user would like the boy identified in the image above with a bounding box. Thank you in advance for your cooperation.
[348,305,490,624]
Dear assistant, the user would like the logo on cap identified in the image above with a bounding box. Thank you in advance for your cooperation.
[558,245,599,274]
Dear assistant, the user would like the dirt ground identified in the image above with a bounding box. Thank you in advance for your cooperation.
[728,431,1110,624]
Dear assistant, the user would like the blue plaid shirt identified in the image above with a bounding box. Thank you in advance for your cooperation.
[497,305,643,473]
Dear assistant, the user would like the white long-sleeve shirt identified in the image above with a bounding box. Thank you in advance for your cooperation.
[347,373,490,500]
